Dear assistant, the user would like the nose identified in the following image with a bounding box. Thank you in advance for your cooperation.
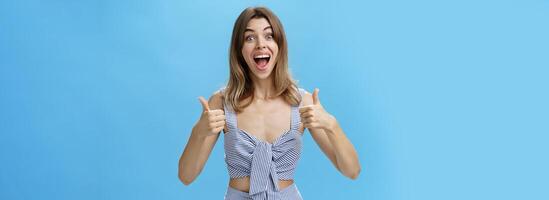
[256,38,266,49]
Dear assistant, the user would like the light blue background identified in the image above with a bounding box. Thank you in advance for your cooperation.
[1,0,548,199]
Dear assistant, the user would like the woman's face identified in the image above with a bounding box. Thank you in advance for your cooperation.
[241,18,279,80]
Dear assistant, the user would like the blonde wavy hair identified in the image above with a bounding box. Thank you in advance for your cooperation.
[224,7,301,113]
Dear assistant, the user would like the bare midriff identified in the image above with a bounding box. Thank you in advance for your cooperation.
[229,177,294,192]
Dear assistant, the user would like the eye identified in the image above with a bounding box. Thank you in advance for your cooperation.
[245,35,255,42]
[265,33,274,40]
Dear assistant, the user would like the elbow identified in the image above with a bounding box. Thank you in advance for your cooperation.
[349,168,361,180]
[178,157,198,186]
[335,160,362,180]
[178,170,195,186]
[179,176,193,186]
[344,166,361,180]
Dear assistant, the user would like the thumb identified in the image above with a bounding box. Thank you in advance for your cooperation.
[312,88,321,105]
[198,96,210,111]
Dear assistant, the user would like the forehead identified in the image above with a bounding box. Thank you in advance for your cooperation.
[245,18,272,31]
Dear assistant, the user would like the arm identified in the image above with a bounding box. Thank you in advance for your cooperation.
[178,91,225,185]
[299,88,361,179]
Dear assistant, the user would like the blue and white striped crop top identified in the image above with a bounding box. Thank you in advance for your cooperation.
[222,88,305,198]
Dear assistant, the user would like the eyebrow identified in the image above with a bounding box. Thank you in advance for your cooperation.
[244,26,273,33]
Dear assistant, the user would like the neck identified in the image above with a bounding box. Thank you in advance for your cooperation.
[252,76,276,101]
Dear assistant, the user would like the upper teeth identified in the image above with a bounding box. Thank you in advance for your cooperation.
[254,55,270,58]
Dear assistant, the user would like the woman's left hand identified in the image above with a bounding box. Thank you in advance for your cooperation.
[299,88,336,131]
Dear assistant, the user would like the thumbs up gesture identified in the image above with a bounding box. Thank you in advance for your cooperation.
[196,96,226,135]
[299,88,336,131]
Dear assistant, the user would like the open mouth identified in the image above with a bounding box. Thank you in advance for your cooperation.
[253,54,271,69]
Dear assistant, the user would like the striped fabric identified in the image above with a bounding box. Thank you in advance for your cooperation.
[222,88,305,200]
[225,183,302,200]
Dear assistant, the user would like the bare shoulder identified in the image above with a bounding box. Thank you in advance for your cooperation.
[299,89,314,107]
[207,89,224,110]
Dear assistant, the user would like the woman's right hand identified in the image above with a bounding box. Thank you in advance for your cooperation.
[195,96,225,136]
[179,94,225,185]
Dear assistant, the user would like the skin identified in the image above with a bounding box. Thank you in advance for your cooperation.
[178,18,361,191]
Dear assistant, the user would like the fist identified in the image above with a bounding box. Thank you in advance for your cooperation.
[299,88,335,131]
[197,96,226,135]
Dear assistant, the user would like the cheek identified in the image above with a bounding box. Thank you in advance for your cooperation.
[272,43,279,55]
[272,47,279,63]
[241,46,250,56]
[241,46,253,61]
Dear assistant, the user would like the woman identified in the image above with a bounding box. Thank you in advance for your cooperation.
[178,7,360,200]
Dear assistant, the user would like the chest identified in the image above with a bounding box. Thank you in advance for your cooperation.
[236,100,292,143]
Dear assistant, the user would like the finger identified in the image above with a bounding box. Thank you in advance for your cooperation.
[302,116,316,124]
[302,122,314,129]
[300,111,314,118]
[300,115,308,121]
[213,126,224,134]
[209,114,226,122]
[211,120,225,128]
[198,96,210,111]
[312,88,320,105]
[304,122,321,129]
[208,109,224,116]
[299,106,313,113]
[209,127,222,134]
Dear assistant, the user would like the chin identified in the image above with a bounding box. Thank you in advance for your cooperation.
[250,65,275,80]
[252,71,273,80]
